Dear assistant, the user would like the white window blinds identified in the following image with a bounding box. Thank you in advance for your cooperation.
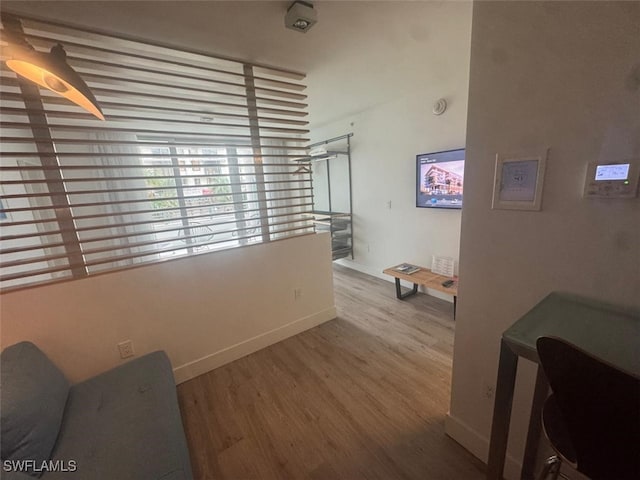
[0,13,313,291]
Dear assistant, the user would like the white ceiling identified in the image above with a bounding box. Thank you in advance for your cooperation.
[1,1,472,129]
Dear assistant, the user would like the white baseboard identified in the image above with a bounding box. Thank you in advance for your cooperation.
[173,306,337,384]
[335,258,388,281]
[445,413,523,480]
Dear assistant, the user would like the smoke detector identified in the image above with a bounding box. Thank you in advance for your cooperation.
[285,1,317,33]
[432,98,447,116]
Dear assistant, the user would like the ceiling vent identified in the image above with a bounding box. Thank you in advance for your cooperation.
[285,1,317,33]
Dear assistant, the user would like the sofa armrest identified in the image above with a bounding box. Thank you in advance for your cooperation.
[1,341,70,477]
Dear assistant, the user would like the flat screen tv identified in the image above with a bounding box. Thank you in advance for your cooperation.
[416,148,465,209]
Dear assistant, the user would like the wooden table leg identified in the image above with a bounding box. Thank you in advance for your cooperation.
[394,278,418,299]
[521,366,549,480]
[487,338,519,480]
[453,295,457,320]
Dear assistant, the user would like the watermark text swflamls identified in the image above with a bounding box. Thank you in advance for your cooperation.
[3,459,78,473]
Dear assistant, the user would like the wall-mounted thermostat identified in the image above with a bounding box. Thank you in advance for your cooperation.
[583,162,639,198]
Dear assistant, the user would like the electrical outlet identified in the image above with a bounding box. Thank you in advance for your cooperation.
[118,340,134,359]
[294,288,303,300]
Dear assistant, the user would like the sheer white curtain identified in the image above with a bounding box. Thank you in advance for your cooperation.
[60,131,157,271]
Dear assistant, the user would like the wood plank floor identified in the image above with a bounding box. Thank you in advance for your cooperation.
[177,264,485,480]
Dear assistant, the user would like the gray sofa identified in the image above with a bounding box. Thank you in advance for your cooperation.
[1,342,193,480]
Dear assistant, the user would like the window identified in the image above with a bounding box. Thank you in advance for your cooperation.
[0,14,313,291]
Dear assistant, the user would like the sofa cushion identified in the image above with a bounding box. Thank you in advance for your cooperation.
[2,471,37,480]
[1,342,70,477]
[43,351,193,480]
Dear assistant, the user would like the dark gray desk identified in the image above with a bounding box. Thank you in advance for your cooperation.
[486,292,640,480]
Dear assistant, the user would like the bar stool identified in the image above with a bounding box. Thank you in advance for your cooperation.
[535,336,640,480]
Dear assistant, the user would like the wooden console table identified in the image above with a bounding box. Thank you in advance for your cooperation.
[383,264,458,318]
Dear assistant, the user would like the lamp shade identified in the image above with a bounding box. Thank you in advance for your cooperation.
[6,43,104,120]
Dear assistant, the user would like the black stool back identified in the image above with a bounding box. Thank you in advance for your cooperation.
[536,336,640,480]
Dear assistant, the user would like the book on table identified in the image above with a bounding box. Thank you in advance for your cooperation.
[393,263,421,275]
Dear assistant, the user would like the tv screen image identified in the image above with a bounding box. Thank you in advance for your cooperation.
[416,148,465,209]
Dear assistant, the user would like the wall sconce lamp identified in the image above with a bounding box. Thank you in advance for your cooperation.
[2,15,105,120]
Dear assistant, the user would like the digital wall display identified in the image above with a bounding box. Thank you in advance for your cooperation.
[595,163,630,181]
[416,148,465,209]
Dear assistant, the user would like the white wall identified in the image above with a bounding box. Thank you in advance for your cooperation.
[310,2,472,296]
[0,233,336,383]
[446,2,640,478]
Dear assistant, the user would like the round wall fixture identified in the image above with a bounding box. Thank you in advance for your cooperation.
[432,98,447,116]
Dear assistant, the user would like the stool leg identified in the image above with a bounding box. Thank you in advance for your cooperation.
[537,456,562,480]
